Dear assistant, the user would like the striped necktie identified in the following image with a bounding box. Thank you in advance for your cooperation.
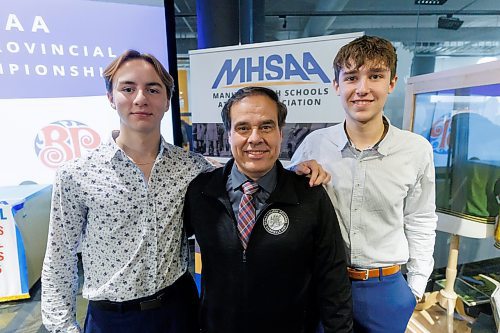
[237,181,260,249]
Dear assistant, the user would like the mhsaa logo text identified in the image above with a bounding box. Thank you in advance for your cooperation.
[212,52,330,89]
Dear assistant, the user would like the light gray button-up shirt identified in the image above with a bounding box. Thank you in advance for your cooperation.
[291,117,437,297]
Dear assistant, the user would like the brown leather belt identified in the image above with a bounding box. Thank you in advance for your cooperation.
[347,265,400,280]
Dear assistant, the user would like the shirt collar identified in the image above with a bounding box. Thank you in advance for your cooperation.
[375,116,393,156]
[328,123,350,152]
[230,163,277,194]
[102,130,169,162]
[338,115,393,156]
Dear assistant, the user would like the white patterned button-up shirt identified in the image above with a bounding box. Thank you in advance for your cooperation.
[291,117,437,298]
[41,134,212,332]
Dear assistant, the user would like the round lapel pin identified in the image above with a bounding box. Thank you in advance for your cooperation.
[263,209,289,235]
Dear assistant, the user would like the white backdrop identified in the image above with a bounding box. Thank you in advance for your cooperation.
[0,0,174,186]
[189,32,363,124]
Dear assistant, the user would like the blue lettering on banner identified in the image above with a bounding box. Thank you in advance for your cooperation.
[0,208,6,220]
[211,52,331,89]
[0,0,169,99]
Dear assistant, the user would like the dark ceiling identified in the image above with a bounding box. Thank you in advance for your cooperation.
[173,0,500,57]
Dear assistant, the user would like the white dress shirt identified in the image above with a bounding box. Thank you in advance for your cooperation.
[41,133,212,332]
[291,117,437,297]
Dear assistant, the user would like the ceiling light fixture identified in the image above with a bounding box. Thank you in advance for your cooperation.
[414,0,447,5]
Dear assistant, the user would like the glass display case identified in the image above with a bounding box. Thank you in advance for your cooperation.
[403,60,500,239]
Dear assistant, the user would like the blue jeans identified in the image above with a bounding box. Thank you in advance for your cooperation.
[351,271,416,333]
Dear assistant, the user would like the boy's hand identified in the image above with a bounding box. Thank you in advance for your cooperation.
[292,160,331,187]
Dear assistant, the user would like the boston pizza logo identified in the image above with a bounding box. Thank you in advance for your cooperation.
[34,120,101,169]
[429,113,451,155]
[263,209,289,235]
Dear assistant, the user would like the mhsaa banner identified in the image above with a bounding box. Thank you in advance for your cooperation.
[189,32,363,124]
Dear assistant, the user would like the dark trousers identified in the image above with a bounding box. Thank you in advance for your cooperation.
[351,272,416,333]
[84,272,200,333]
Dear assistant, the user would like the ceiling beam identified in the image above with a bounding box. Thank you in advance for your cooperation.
[176,10,500,17]
[327,27,500,42]
[266,10,500,16]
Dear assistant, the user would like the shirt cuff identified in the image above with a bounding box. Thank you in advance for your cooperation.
[407,274,428,298]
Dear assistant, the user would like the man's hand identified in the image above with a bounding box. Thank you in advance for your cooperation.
[204,157,224,168]
[292,160,331,187]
